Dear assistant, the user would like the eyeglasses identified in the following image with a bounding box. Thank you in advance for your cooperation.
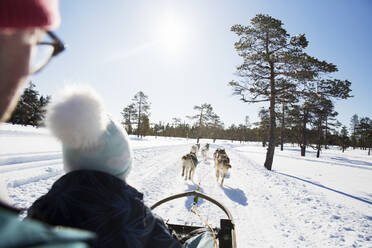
[30,31,66,74]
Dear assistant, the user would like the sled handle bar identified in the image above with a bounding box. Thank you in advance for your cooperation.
[151,191,234,220]
[150,190,236,248]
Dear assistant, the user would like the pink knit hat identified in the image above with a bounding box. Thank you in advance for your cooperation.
[0,0,60,30]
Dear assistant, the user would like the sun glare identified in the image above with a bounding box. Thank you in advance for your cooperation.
[156,14,188,53]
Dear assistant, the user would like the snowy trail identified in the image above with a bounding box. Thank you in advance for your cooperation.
[0,151,62,166]
[2,144,194,209]
[1,127,371,247]
[130,143,324,246]
[228,148,371,247]
[128,143,371,247]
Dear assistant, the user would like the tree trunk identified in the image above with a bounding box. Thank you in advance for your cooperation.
[324,118,328,149]
[197,110,203,143]
[264,68,276,171]
[301,145,306,156]
[316,119,322,158]
[137,102,142,138]
[280,103,284,151]
[264,103,276,170]
[301,111,308,157]
[368,147,370,156]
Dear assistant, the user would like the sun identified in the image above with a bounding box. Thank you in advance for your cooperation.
[156,14,188,53]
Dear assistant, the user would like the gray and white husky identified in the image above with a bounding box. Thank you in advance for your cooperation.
[213,148,231,186]
[181,152,198,181]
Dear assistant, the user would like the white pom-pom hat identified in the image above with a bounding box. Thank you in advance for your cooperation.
[46,85,133,180]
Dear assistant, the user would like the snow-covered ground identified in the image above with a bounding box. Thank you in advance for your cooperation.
[0,123,371,247]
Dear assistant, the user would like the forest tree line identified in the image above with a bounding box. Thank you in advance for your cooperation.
[121,91,372,156]
[7,83,372,158]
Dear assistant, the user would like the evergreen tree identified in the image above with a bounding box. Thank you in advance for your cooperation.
[338,126,350,153]
[208,114,224,143]
[132,91,150,137]
[37,95,51,126]
[153,122,164,138]
[226,124,238,142]
[229,14,309,170]
[257,108,270,147]
[139,115,151,137]
[312,96,338,157]
[172,118,181,137]
[230,14,352,169]
[322,106,338,149]
[8,82,50,127]
[121,103,137,134]
[187,103,216,143]
[286,102,314,156]
[356,117,372,155]
[277,103,288,151]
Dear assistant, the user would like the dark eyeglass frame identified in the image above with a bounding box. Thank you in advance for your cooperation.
[32,31,66,74]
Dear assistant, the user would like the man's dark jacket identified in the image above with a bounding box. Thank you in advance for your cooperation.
[27,170,181,248]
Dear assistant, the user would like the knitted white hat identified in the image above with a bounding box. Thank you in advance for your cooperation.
[46,85,132,180]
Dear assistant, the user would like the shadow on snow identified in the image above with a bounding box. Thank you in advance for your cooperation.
[240,149,372,171]
[273,171,372,205]
[221,186,248,206]
[331,156,372,167]
[203,161,211,165]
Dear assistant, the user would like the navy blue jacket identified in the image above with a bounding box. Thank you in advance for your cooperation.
[27,170,181,248]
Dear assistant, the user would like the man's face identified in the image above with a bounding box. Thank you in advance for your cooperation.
[0,30,43,121]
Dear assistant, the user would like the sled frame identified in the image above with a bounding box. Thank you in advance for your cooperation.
[151,191,237,248]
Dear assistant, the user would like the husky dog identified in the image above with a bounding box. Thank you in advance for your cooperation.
[190,145,199,154]
[213,148,226,161]
[190,144,200,154]
[214,149,231,186]
[181,152,198,181]
[196,143,200,150]
[201,143,210,162]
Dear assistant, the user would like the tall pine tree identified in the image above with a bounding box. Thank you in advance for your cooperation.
[230,14,352,168]
[132,91,150,137]
[229,14,309,170]
[187,103,216,143]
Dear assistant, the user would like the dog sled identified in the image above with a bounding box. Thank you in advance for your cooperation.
[151,191,237,248]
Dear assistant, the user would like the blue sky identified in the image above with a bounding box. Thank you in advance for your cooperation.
[31,0,372,129]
